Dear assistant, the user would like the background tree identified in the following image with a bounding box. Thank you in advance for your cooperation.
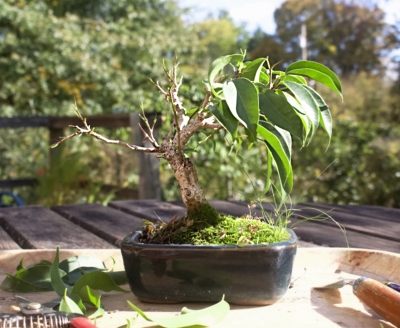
[273,0,399,75]
[0,0,195,116]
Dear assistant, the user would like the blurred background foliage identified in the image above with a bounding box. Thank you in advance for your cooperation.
[1,0,400,207]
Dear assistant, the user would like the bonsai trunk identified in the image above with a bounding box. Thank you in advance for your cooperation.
[164,143,220,224]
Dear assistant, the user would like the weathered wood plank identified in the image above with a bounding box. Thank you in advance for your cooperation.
[0,222,20,250]
[52,203,145,247]
[108,200,186,222]
[302,202,400,223]
[0,116,49,128]
[211,200,400,252]
[295,204,400,243]
[0,206,115,249]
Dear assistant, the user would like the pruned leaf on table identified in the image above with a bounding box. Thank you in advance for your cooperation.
[60,289,84,315]
[71,271,130,296]
[59,255,107,274]
[127,296,230,328]
[51,248,72,296]
[0,248,128,321]
[0,274,49,292]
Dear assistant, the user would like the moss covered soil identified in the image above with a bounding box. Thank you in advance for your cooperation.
[146,203,290,246]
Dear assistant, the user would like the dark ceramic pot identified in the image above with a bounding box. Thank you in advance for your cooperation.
[121,229,297,305]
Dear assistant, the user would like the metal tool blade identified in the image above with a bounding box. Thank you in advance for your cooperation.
[313,278,355,289]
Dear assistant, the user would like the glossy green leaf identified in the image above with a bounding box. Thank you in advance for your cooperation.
[77,285,102,308]
[70,293,86,313]
[127,296,230,328]
[241,58,266,82]
[209,101,238,137]
[263,147,273,194]
[286,61,342,98]
[281,91,310,143]
[106,270,128,286]
[51,248,72,296]
[257,121,293,194]
[283,75,307,85]
[184,107,199,116]
[285,81,319,141]
[15,264,66,289]
[303,85,332,142]
[71,271,129,296]
[60,256,107,274]
[223,78,259,141]
[260,67,270,84]
[259,89,304,141]
[16,258,24,271]
[0,274,49,292]
[60,289,84,315]
[208,54,244,94]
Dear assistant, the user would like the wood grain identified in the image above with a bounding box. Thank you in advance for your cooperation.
[53,203,145,247]
[109,200,186,222]
[0,206,114,249]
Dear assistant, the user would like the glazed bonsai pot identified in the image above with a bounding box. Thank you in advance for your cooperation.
[121,229,297,305]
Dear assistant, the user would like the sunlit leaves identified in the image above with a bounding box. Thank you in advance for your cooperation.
[208,102,238,138]
[286,61,343,98]
[241,58,266,83]
[285,81,320,142]
[128,296,229,328]
[208,54,244,95]
[259,89,303,141]
[223,78,259,142]
[257,121,293,194]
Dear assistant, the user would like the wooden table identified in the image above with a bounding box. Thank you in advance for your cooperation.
[0,200,399,327]
[0,199,399,252]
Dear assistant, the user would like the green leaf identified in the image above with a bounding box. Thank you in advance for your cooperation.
[51,248,72,296]
[283,75,307,85]
[259,89,304,141]
[71,271,129,296]
[70,293,87,313]
[208,54,244,94]
[257,121,293,194]
[260,67,270,84]
[60,255,108,285]
[285,82,319,141]
[106,271,128,286]
[241,58,266,82]
[184,107,199,116]
[16,258,24,271]
[127,296,230,328]
[223,78,259,141]
[209,101,238,137]
[60,289,84,315]
[0,274,49,292]
[60,256,107,274]
[286,61,342,98]
[77,285,102,308]
[303,86,333,143]
[15,264,66,290]
[263,147,273,194]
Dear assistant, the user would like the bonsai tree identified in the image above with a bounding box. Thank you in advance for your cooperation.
[53,53,342,244]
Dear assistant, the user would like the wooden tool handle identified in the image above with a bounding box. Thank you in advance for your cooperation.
[353,277,400,327]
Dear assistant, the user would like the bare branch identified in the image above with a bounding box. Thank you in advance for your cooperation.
[51,109,161,154]
[201,90,212,110]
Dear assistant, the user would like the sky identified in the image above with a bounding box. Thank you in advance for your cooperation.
[178,0,400,34]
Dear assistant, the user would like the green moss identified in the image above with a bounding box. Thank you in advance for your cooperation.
[185,216,290,245]
[149,208,290,245]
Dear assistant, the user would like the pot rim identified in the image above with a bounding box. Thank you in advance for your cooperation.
[122,228,297,249]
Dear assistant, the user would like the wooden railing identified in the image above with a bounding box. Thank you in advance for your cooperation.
[0,113,162,199]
